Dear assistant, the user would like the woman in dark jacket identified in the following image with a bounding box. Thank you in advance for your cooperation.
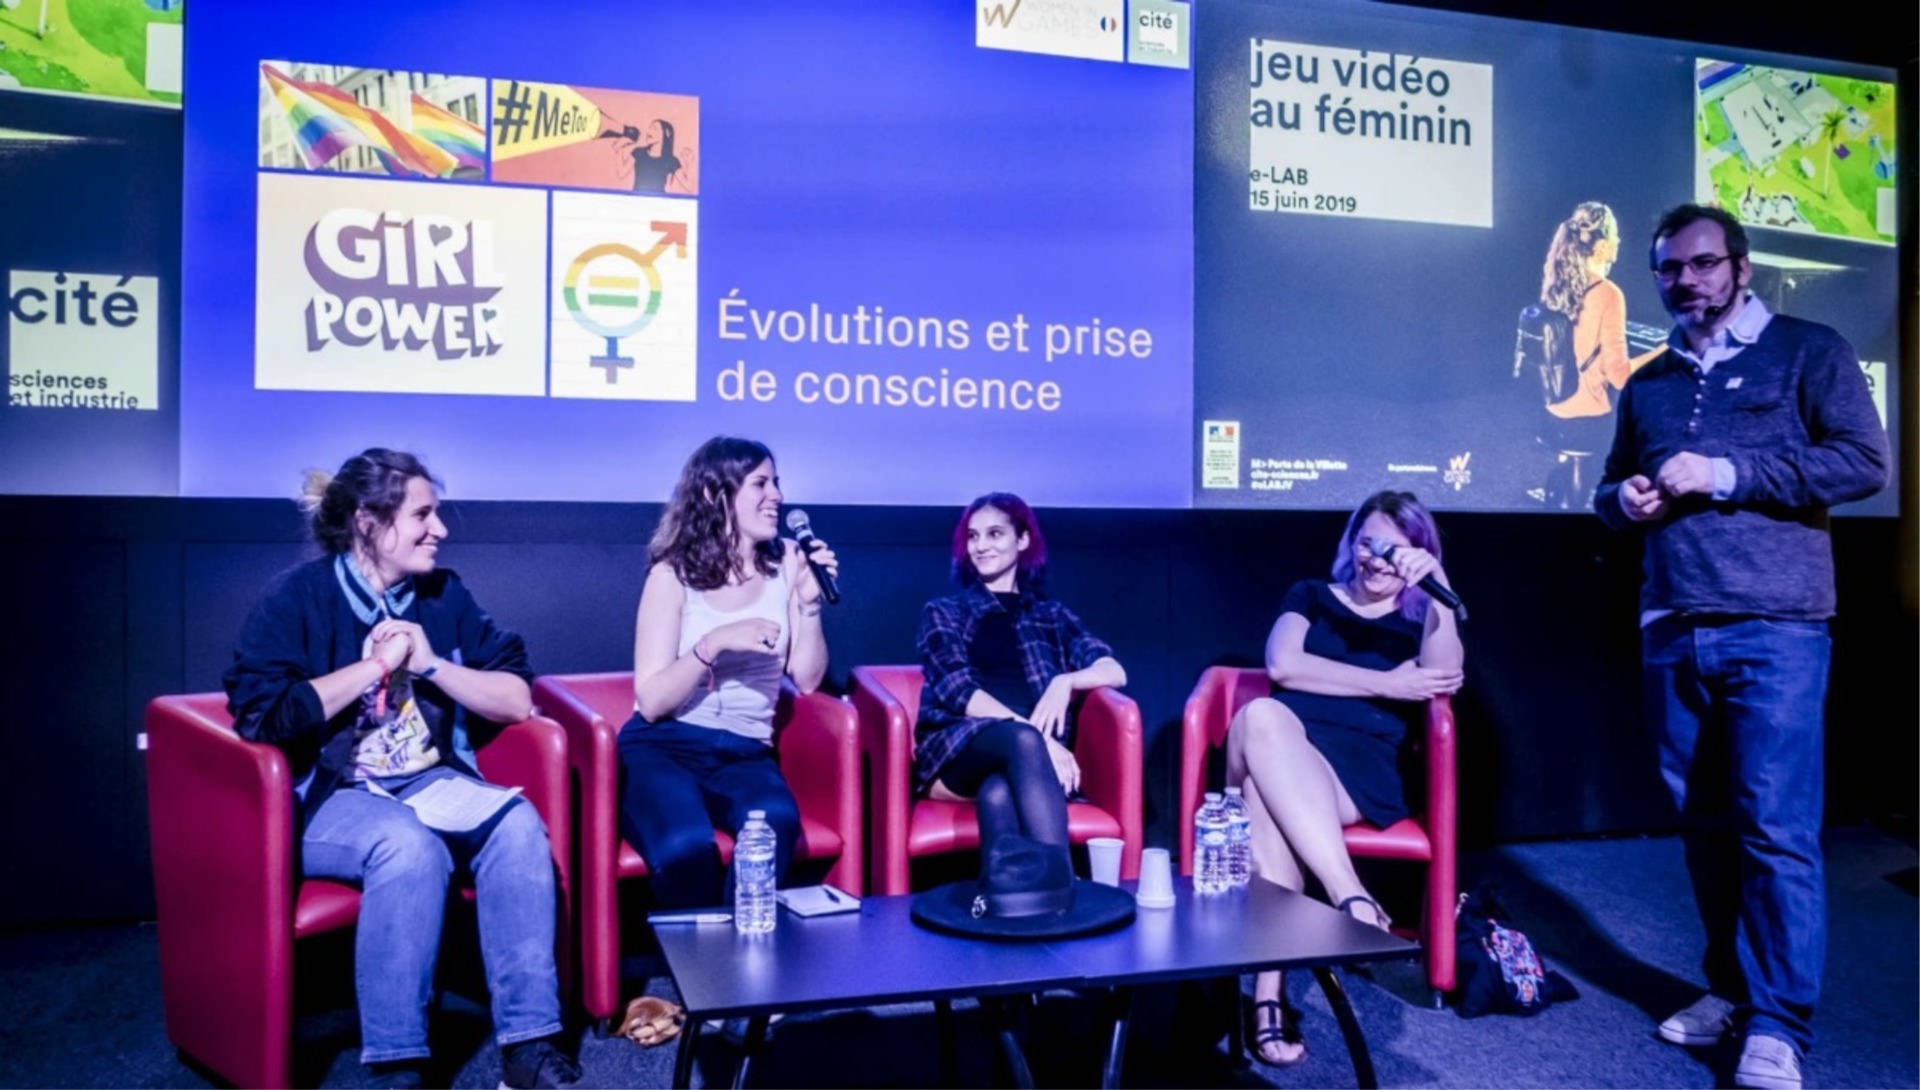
[224,448,578,1090]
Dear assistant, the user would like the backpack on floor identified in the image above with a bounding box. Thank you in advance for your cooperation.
[1453,887,1580,1018]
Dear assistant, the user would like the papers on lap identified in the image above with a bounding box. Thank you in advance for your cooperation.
[368,773,523,832]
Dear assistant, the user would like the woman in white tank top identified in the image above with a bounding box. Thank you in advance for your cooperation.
[615,437,837,911]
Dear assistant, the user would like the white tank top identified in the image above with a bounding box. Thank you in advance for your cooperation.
[668,567,789,742]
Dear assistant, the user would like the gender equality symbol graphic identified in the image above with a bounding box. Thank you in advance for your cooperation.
[561,220,689,382]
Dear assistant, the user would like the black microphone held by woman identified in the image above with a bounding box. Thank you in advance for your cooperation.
[785,509,841,605]
[1366,536,1467,619]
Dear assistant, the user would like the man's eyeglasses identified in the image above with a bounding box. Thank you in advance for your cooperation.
[1653,253,1733,282]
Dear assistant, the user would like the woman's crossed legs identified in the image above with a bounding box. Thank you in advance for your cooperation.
[1226,698,1390,1065]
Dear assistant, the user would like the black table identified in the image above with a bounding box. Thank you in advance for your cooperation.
[653,896,1083,1088]
[1050,878,1415,1087]
[652,879,1417,1088]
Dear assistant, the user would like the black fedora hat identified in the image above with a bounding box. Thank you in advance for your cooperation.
[911,835,1135,940]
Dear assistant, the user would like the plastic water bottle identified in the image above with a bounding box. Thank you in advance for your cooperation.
[734,810,778,934]
[1222,786,1253,888]
[1195,792,1230,894]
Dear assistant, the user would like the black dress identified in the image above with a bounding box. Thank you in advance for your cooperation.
[1269,580,1426,827]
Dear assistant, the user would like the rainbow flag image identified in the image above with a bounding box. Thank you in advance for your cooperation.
[409,93,488,174]
[261,63,460,178]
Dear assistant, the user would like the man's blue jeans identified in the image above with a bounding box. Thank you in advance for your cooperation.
[301,779,564,1064]
[1643,614,1829,1056]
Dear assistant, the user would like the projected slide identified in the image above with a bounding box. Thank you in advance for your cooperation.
[490,82,699,195]
[549,192,697,401]
[1246,40,1492,227]
[0,102,181,495]
[0,0,181,106]
[1695,61,1897,244]
[255,172,548,394]
[179,0,1195,506]
[1193,1,1900,515]
[258,64,486,180]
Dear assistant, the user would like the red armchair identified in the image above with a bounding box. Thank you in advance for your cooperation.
[850,665,1144,896]
[531,672,861,1026]
[1178,666,1457,995]
[145,694,571,1090]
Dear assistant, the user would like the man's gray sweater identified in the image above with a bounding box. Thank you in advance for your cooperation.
[1595,313,1890,620]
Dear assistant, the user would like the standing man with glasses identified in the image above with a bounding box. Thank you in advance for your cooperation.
[1594,203,1888,1090]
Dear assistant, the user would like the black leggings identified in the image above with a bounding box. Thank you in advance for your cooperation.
[937,719,1069,851]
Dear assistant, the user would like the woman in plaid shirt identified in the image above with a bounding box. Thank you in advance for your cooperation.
[913,493,1127,855]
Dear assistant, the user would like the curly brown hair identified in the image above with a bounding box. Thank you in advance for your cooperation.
[650,436,783,591]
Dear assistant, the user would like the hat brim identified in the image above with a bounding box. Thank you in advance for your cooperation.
[911,879,1136,940]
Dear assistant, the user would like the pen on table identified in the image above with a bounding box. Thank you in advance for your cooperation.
[651,912,732,924]
[822,887,842,904]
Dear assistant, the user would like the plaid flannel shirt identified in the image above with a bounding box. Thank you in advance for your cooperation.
[911,582,1113,791]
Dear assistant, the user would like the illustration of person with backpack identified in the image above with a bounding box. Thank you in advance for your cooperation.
[1514,202,1661,506]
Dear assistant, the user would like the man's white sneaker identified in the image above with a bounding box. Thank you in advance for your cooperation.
[1734,1033,1802,1090]
[1657,994,1737,1046]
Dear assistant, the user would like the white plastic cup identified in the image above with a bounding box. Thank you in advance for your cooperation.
[1136,847,1177,908]
[1087,837,1124,886]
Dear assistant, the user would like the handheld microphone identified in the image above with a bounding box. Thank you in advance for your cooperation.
[784,509,841,606]
[1365,537,1466,620]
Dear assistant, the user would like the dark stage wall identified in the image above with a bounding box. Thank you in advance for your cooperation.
[2,497,1911,925]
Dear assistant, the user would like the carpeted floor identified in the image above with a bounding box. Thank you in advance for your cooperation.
[0,826,1912,1088]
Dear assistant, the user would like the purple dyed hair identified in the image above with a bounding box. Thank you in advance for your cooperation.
[1331,490,1443,621]
[950,492,1049,589]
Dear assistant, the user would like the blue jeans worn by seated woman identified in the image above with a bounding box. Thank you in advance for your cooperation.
[1643,613,1830,1056]
[616,716,802,909]
[299,780,564,1064]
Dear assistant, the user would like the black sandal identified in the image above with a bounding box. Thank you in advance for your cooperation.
[1249,998,1306,1067]
[1335,894,1392,931]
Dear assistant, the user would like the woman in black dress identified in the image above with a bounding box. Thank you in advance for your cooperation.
[1227,490,1464,1065]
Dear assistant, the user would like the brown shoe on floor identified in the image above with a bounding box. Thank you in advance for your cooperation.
[617,996,686,1047]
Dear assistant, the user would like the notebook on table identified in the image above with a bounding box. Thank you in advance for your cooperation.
[776,884,860,917]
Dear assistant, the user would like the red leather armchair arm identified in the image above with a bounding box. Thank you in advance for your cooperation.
[776,685,864,895]
[1073,687,1144,880]
[530,673,620,894]
[1178,667,1230,876]
[849,666,918,897]
[529,674,623,1022]
[1423,694,1458,992]
[146,694,298,1090]
[1176,667,1267,876]
[473,715,572,894]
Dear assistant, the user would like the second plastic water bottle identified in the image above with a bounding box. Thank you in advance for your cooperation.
[734,810,778,934]
[1194,792,1230,894]
[1222,786,1252,888]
